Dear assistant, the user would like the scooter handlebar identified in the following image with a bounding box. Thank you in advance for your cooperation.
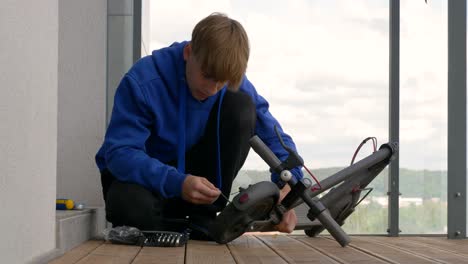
[249,136,283,172]
[249,135,351,247]
[316,209,351,247]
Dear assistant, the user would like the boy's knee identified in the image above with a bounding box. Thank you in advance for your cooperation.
[105,181,163,229]
[222,91,256,130]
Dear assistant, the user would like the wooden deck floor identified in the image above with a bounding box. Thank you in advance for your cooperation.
[49,234,468,264]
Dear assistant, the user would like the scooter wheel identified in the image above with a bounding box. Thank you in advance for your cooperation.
[210,196,275,244]
[304,226,325,237]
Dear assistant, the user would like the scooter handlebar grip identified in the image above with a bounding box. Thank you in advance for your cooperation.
[249,136,282,170]
[316,210,351,247]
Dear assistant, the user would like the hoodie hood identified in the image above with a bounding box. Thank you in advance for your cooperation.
[151,41,189,98]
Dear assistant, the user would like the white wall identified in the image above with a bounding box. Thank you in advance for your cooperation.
[0,0,58,263]
[57,0,107,207]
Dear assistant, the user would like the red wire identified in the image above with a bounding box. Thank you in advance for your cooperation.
[304,164,322,191]
[306,137,378,192]
[371,137,377,151]
[351,137,377,165]
[350,143,363,165]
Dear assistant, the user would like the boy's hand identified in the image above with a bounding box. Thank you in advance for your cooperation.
[182,175,221,204]
[274,209,297,233]
[274,184,298,233]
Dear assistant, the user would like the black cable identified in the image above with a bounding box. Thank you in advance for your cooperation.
[354,188,373,207]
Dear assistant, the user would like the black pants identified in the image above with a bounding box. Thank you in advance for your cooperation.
[102,90,256,238]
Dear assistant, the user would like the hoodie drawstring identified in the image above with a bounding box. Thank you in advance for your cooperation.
[215,88,226,189]
[177,78,187,174]
[177,82,226,190]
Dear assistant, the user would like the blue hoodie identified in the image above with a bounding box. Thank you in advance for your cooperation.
[95,41,303,198]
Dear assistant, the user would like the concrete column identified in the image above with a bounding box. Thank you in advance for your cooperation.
[57,0,107,207]
[107,0,135,122]
[107,0,150,122]
[0,1,58,262]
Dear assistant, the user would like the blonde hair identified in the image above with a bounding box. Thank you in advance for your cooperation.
[191,13,250,90]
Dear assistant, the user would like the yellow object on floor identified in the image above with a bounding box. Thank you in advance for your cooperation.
[56,198,75,210]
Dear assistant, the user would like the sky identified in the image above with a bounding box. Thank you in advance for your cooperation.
[145,0,448,171]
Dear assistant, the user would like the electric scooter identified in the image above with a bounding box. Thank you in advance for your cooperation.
[210,127,398,247]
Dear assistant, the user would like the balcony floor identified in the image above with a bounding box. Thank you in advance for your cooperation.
[49,234,468,264]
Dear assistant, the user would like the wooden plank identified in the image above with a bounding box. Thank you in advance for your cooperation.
[346,237,442,264]
[76,254,135,264]
[48,236,468,264]
[365,237,468,264]
[49,240,104,264]
[227,234,287,264]
[91,243,141,257]
[293,236,390,264]
[257,234,340,263]
[76,243,141,264]
[185,240,235,264]
[404,237,468,257]
[132,246,185,264]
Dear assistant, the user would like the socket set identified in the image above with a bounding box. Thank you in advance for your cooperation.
[141,230,189,247]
